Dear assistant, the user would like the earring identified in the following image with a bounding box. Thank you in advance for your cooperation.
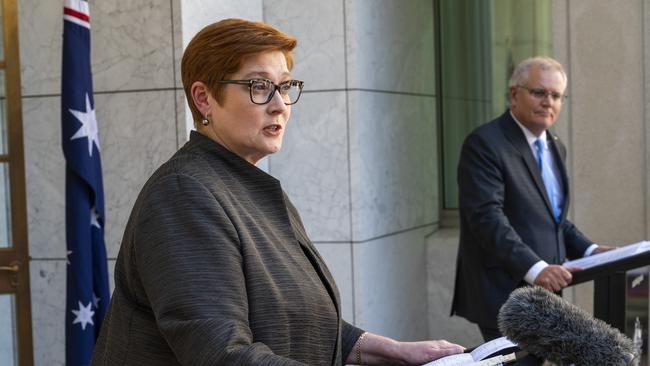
[201,116,210,126]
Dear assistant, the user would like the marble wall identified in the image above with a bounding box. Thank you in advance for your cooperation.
[551,0,649,312]
[22,0,444,364]
[427,229,482,345]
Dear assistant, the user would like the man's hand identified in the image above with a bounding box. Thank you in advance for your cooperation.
[534,265,573,292]
[592,245,615,255]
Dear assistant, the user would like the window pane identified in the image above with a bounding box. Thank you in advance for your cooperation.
[0,163,11,248]
[439,0,553,209]
[0,294,17,366]
[439,0,494,209]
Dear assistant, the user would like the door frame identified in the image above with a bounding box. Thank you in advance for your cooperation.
[0,0,34,364]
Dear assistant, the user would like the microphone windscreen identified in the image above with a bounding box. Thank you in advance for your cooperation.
[498,286,636,366]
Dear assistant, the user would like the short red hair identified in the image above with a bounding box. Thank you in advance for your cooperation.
[181,18,297,123]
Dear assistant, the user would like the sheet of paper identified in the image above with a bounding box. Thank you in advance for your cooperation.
[421,337,517,366]
[563,241,650,270]
[421,353,474,366]
[469,336,516,361]
[471,352,518,365]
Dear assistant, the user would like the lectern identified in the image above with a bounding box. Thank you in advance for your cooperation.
[568,247,650,365]
[571,249,650,329]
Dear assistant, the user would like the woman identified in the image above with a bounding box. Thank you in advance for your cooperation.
[91,18,463,365]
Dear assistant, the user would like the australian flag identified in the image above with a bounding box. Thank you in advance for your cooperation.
[62,0,110,365]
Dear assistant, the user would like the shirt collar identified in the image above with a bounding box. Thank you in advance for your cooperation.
[510,110,547,149]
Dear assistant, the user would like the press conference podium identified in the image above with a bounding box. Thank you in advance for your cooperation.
[568,246,650,332]
[565,243,650,365]
[452,247,650,366]
[461,254,650,366]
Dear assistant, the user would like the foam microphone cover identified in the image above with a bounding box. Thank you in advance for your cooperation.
[498,286,636,366]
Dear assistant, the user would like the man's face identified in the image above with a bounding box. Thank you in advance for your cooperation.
[509,67,566,136]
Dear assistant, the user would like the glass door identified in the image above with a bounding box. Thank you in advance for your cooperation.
[0,0,34,364]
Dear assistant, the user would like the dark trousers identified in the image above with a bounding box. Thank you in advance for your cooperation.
[478,326,544,366]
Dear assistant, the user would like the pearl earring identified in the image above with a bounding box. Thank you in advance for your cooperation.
[201,116,210,126]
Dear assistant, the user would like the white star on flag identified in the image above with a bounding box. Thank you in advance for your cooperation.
[71,300,95,330]
[90,206,101,229]
[66,250,73,265]
[69,93,100,157]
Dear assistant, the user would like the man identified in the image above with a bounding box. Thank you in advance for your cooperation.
[450,57,610,341]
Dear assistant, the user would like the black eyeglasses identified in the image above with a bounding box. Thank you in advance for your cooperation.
[218,78,304,105]
[518,85,567,102]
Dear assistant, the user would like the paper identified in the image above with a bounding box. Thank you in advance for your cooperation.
[421,354,474,366]
[422,337,517,366]
[471,352,518,365]
[563,241,650,270]
[468,337,516,361]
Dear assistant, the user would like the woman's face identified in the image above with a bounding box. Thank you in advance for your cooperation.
[204,50,292,164]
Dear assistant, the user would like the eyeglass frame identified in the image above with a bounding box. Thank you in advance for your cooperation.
[217,78,305,105]
[517,85,568,102]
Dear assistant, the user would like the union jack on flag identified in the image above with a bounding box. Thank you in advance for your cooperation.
[61,0,110,364]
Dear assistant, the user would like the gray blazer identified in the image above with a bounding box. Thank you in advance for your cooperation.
[91,131,364,365]
[451,111,593,328]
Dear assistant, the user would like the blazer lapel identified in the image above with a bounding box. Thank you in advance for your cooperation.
[499,113,556,219]
[283,194,342,312]
[292,225,341,308]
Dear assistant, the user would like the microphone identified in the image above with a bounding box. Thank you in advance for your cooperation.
[498,286,637,366]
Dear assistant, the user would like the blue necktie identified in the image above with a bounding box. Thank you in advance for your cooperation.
[534,139,561,223]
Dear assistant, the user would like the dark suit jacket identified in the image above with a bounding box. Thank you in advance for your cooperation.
[91,131,364,365]
[451,111,593,328]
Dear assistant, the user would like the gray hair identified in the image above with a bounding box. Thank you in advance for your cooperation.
[508,57,567,88]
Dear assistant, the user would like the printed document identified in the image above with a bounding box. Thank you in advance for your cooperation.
[422,337,517,366]
[564,241,650,270]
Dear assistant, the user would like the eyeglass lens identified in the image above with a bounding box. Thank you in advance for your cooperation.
[251,80,301,104]
[527,88,563,101]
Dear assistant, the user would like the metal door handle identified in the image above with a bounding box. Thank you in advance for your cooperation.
[0,261,19,273]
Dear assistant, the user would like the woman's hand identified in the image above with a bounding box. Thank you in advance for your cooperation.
[348,332,464,365]
[394,340,465,365]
